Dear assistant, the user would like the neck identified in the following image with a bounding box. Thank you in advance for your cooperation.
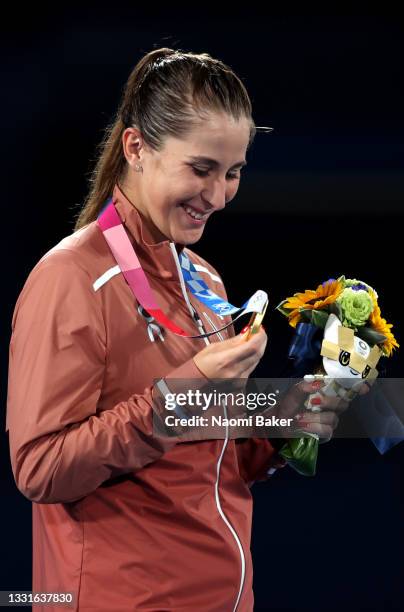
[117,181,169,246]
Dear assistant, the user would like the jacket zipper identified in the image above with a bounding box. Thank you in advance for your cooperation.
[169,243,246,612]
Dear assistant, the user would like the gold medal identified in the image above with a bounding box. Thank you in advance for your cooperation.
[244,299,268,341]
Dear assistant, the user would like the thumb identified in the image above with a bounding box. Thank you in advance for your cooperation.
[226,326,251,343]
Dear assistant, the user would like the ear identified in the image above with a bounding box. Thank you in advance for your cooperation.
[122,127,147,167]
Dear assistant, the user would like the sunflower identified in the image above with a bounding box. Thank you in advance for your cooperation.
[281,279,344,328]
[368,289,399,357]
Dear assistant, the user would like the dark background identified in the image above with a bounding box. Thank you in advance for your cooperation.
[1,6,403,611]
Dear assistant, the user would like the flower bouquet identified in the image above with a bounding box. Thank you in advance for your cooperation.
[276,276,399,476]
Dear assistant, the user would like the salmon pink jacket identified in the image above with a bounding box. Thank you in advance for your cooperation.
[6,184,284,612]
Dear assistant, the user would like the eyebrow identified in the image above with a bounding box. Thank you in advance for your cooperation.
[187,156,247,169]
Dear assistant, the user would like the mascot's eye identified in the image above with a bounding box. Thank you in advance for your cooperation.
[339,350,351,366]
[362,365,371,379]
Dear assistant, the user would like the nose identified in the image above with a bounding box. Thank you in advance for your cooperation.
[202,176,228,211]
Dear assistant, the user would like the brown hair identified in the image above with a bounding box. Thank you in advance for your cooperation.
[74,47,269,231]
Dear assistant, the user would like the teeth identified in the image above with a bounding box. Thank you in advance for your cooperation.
[183,205,207,220]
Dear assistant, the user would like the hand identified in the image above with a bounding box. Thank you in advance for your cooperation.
[276,379,370,443]
[193,326,267,380]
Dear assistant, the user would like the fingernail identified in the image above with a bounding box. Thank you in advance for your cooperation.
[311,381,323,391]
[240,325,249,335]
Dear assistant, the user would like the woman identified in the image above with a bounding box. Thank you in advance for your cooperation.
[6,48,348,611]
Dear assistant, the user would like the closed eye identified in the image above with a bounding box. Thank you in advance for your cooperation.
[192,167,241,180]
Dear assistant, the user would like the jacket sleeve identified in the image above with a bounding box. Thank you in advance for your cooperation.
[211,268,287,486]
[6,252,207,505]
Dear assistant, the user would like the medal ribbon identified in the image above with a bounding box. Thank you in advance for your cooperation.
[97,198,267,338]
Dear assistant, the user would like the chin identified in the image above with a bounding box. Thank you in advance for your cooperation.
[169,223,204,244]
[176,230,204,246]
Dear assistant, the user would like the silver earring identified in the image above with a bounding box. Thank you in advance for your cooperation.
[135,163,143,173]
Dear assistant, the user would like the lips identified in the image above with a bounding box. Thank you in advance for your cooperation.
[179,205,208,226]
[186,205,207,214]
[180,203,210,221]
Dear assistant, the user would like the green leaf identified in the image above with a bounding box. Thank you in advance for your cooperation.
[299,309,313,323]
[356,326,387,346]
[329,301,342,319]
[276,302,293,317]
[311,309,330,328]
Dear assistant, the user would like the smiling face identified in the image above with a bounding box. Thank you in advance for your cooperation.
[120,111,251,245]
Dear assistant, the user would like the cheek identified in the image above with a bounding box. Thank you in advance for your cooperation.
[156,176,239,210]
[160,176,194,203]
[227,180,241,198]
[229,185,239,199]
[169,187,199,207]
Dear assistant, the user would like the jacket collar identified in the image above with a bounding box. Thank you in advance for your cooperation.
[112,183,185,282]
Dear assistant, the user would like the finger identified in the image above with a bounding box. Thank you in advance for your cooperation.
[277,380,326,419]
[211,333,265,373]
[318,428,333,443]
[246,327,268,354]
[240,337,268,366]
[232,327,267,355]
[297,422,334,442]
[231,353,264,378]
[298,410,339,430]
[317,395,349,413]
[292,378,327,400]
[242,356,265,378]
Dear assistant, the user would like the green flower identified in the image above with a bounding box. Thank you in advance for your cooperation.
[336,288,374,328]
